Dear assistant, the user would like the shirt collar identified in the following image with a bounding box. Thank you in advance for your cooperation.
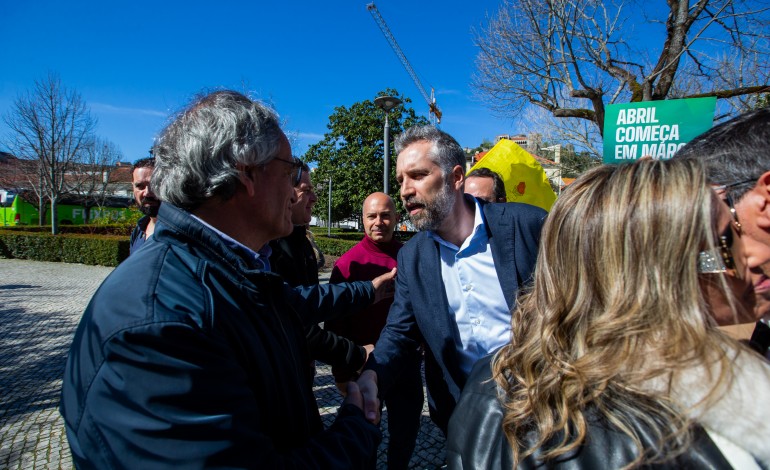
[190,214,271,270]
[428,197,489,252]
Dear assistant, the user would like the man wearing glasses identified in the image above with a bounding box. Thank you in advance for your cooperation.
[675,107,770,357]
[61,91,382,467]
[269,163,395,382]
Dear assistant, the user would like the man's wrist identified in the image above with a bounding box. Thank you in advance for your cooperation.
[359,369,378,385]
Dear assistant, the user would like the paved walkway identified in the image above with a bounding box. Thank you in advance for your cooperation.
[0,258,445,469]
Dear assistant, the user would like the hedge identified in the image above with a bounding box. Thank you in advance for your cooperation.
[0,230,129,267]
[0,228,414,266]
[0,223,134,236]
[313,236,358,257]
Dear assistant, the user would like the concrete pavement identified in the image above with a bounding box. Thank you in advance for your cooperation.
[0,258,445,469]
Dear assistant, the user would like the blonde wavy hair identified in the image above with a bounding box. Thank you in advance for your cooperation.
[494,158,740,467]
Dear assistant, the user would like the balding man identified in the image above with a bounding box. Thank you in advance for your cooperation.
[327,192,423,469]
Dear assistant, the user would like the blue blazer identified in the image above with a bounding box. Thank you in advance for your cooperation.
[367,198,546,432]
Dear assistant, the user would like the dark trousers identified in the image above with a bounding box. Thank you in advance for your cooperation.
[383,356,424,469]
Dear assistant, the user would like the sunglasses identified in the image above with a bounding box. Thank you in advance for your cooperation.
[272,156,304,186]
[713,177,758,232]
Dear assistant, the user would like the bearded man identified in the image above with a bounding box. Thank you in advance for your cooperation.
[357,126,546,433]
[129,157,160,254]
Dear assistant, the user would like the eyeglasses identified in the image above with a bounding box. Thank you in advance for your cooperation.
[713,178,756,232]
[272,156,304,186]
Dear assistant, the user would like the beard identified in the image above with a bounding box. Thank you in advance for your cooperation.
[405,181,455,232]
[139,200,160,217]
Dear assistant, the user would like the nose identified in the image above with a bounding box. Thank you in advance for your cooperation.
[400,178,414,200]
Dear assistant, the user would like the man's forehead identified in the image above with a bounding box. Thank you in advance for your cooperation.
[133,168,153,181]
[365,206,392,215]
[466,175,491,185]
[398,140,434,160]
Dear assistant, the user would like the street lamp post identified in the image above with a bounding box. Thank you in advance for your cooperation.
[327,177,332,237]
[374,95,402,194]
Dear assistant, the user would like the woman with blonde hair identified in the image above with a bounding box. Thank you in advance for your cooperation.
[446,158,770,468]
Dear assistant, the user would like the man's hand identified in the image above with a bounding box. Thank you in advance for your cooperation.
[357,369,381,425]
[371,267,397,304]
[342,381,364,410]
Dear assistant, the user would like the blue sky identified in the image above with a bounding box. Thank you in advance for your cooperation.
[0,0,514,163]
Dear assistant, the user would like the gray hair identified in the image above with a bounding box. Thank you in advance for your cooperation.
[674,107,770,201]
[394,125,467,177]
[151,90,284,210]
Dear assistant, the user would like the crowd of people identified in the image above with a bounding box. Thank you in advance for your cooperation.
[60,89,770,469]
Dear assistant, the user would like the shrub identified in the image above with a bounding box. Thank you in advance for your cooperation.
[0,230,129,266]
[0,223,134,236]
[313,236,358,257]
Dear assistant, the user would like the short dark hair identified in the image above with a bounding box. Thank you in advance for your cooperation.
[131,157,155,173]
[466,167,506,202]
[674,107,770,202]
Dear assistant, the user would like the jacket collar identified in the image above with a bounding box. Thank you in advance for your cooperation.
[155,203,267,274]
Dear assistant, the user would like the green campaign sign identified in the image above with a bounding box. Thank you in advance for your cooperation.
[603,97,716,163]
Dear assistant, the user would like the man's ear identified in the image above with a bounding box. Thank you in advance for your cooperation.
[237,164,257,197]
[750,171,770,229]
[451,165,465,191]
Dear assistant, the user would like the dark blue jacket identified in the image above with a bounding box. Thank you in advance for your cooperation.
[61,203,381,469]
[366,199,545,433]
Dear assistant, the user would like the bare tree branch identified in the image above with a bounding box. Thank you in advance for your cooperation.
[473,0,770,145]
[3,73,97,233]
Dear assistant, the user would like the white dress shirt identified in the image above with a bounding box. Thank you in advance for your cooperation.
[428,200,511,375]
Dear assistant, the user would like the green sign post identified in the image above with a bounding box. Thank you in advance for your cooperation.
[603,97,716,164]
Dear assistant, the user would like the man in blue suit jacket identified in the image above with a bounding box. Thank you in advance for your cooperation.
[359,126,546,434]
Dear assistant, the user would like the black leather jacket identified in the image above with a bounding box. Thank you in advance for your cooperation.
[62,203,381,468]
[446,355,735,469]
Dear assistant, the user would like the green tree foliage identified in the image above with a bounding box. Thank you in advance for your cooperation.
[304,89,429,224]
[470,138,495,155]
[751,93,770,110]
[560,150,601,179]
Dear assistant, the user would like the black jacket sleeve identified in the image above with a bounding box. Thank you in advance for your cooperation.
[305,323,367,375]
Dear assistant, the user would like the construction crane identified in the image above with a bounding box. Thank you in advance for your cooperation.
[367,2,442,125]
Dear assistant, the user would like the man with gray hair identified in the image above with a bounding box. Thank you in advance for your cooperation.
[674,107,770,355]
[358,125,546,433]
[61,90,381,467]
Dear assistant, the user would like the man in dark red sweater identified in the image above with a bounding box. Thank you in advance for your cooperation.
[327,192,423,469]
